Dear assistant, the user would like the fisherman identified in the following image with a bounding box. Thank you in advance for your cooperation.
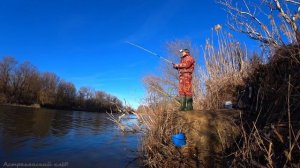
[173,49,195,111]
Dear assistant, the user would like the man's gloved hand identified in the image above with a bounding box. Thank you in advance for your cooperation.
[173,63,178,69]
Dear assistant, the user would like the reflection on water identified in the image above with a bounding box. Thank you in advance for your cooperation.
[0,105,140,168]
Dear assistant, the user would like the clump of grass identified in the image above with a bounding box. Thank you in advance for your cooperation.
[112,27,299,167]
[134,29,249,167]
[137,106,191,167]
[202,29,251,109]
[229,44,300,167]
[135,105,241,167]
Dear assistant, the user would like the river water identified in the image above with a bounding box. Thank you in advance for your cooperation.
[0,105,141,168]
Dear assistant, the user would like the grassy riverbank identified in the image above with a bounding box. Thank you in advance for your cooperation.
[1,103,41,109]
[135,108,241,167]
[0,103,127,113]
[128,31,300,167]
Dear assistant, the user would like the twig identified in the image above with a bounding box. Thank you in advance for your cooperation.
[285,0,300,5]
[287,74,292,161]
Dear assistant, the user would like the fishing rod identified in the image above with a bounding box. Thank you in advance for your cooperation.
[125,41,173,65]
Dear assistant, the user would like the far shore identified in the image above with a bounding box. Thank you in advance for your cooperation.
[0,103,126,113]
[1,103,41,109]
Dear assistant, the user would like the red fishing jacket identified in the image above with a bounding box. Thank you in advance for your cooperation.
[176,55,195,74]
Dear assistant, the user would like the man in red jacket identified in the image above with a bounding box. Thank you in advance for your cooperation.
[173,49,195,111]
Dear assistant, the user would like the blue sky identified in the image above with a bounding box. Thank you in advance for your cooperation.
[0,0,253,108]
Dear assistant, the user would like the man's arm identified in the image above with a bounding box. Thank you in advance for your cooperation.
[174,57,194,69]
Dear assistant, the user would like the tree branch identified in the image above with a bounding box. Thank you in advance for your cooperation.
[273,0,300,43]
[285,0,300,5]
[219,0,278,46]
[219,0,300,46]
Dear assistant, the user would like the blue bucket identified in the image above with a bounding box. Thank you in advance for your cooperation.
[172,132,186,147]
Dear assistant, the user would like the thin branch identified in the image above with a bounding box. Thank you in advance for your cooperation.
[219,0,280,46]
[273,0,298,34]
[285,0,300,5]
[219,0,300,46]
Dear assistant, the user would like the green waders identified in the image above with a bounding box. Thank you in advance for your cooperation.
[179,96,186,111]
[186,96,193,111]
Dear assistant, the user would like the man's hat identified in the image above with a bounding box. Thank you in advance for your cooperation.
[179,49,190,53]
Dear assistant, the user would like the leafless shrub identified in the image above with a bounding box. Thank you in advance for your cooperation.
[218,0,300,48]
[202,28,251,109]
[221,45,298,167]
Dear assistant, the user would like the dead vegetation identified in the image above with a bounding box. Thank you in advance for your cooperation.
[133,105,241,167]
[135,34,300,167]
[230,44,300,168]
[132,30,252,167]
[110,42,300,167]
[111,1,300,167]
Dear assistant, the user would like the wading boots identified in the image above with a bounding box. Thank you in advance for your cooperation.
[186,96,193,111]
[179,96,186,111]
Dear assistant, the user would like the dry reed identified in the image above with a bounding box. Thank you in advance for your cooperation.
[111,28,299,167]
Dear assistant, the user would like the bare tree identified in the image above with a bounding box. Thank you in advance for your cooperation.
[218,0,300,47]
[56,80,76,107]
[39,72,60,105]
[78,87,95,100]
[0,56,17,97]
[77,86,96,108]
[10,61,40,104]
[95,91,106,108]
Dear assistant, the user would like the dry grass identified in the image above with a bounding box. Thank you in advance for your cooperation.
[131,29,250,167]
[142,30,251,111]
[111,28,300,167]
[229,45,300,167]
[202,30,251,109]
[135,105,241,167]
[138,35,300,167]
